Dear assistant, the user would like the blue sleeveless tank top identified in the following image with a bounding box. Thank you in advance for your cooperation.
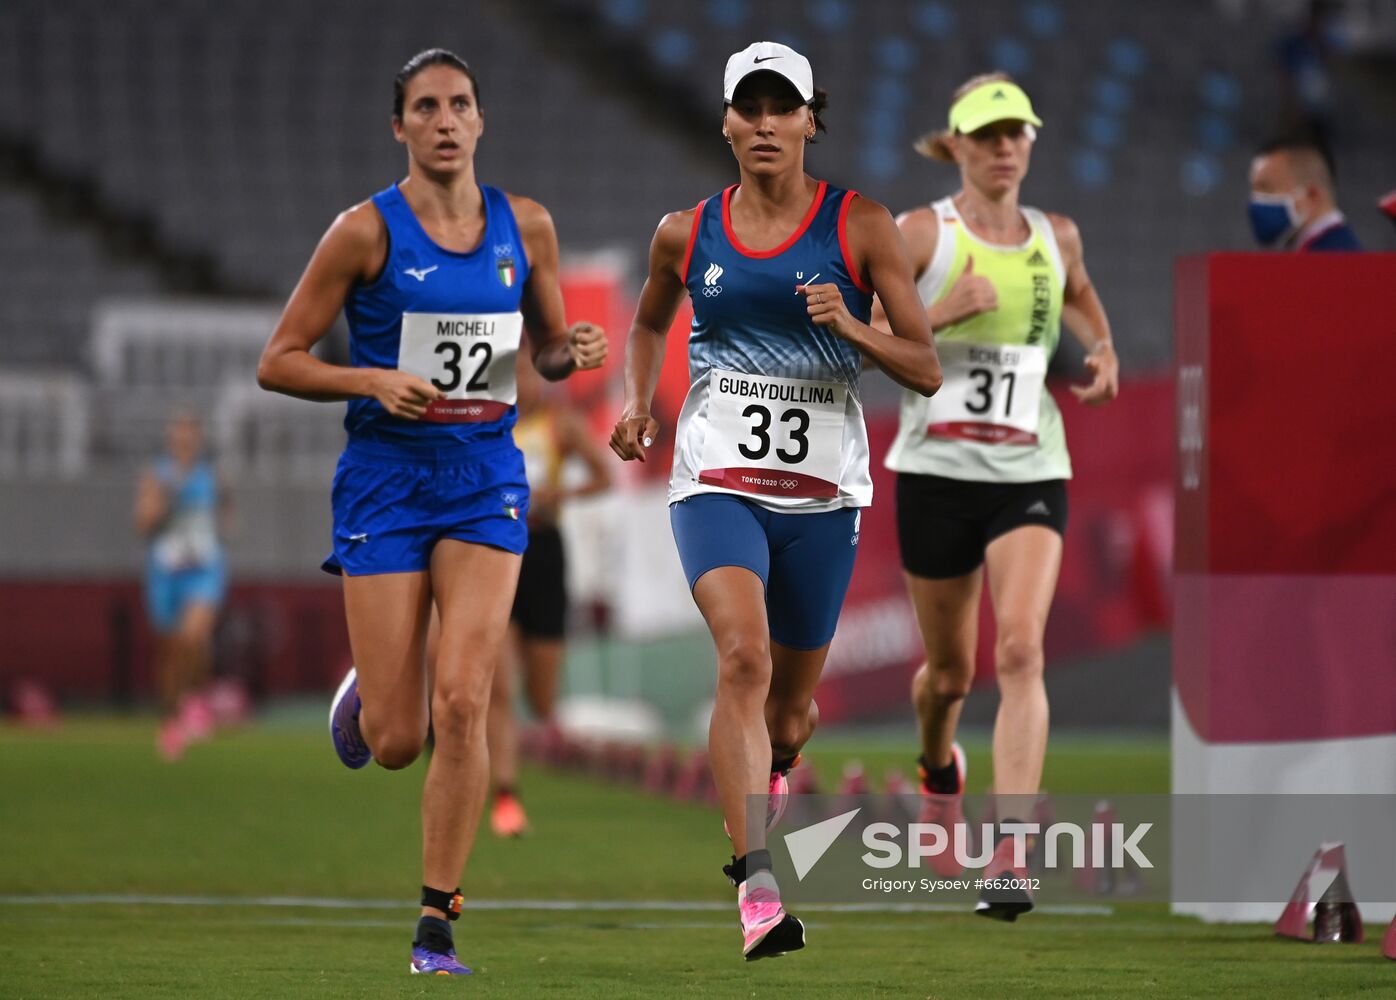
[668,181,876,511]
[683,180,872,388]
[148,458,223,571]
[342,183,531,450]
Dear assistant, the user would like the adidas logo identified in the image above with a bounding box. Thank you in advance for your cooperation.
[992,88,1007,100]
[1026,249,1048,268]
[1026,500,1051,516]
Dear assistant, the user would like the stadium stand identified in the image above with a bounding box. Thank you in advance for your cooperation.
[0,0,1390,475]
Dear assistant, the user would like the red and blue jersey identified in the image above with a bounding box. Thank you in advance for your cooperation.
[670,181,875,511]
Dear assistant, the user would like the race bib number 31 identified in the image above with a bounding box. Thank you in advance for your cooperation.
[398,312,523,423]
[926,341,1047,445]
[698,370,846,499]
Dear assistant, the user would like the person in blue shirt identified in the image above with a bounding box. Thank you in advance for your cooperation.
[134,410,229,761]
[257,49,606,976]
[610,41,939,961]
[1249,137,1363,251]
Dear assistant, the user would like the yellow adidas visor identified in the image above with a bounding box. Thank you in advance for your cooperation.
[948,81,1043,134]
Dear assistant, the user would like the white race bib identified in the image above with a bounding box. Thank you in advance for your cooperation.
[698,370,845,499]
[926,341,1046,445]
[152,510,218,571]
[398,312,523,423]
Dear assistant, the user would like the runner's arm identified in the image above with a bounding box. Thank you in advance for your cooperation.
[257,203,443,419]
[610,210,693,462]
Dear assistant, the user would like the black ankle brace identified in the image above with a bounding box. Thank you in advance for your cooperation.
[722,848,774,887]
[421,885,463,921]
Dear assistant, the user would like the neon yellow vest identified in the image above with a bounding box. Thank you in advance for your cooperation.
[885,197,1071,482]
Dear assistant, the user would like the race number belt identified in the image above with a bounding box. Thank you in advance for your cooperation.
[398,311,523,423]
[926,341,1046,445]
[698,370,845,499]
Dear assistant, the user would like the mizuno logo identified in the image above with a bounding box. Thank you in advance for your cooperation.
[403,265,438,281]
[348,532,369,543]
[753,55,781,63]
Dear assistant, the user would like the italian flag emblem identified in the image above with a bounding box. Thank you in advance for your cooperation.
[505,505,520,520]
[497,258,516,288]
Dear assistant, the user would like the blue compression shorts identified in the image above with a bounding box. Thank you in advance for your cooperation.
[144,559,227,633]
[322,438,529,576]
[669,493,861,650]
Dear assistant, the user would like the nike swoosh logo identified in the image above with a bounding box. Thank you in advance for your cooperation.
[753,55,782,63]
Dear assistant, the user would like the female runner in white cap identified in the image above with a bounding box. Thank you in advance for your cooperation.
[612,42,940,960]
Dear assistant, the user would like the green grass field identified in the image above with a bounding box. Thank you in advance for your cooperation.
[2,718,1390,998]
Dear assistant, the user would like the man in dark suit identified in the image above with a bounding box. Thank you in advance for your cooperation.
[1248,137,1362,251]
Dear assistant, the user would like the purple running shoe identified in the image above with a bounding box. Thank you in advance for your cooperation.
[410,945,473,976]
[328,667,371,769]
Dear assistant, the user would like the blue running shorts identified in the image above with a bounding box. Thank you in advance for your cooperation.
[144,559,227,633]
[669,493,861,650]
[322,438,529,576]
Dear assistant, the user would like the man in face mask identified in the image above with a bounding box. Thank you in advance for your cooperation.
[1248,137,1362,251]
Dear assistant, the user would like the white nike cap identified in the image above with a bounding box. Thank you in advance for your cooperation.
[723,41,814,104]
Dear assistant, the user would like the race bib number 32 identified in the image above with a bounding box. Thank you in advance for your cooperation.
[698,370,846,499]
[398,311,523,423]
[926,341,1047,445]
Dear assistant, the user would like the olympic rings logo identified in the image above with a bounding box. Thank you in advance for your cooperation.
[779,479,799,490]
[702,285,723,297]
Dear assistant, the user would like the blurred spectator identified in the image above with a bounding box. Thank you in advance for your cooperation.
[486,352,613,837]
[1275,0,1342,150]
[1379,189,1396,232]
[133,411,231,760]
[1248,137,1362,251]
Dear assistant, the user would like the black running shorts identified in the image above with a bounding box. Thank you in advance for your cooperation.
[895,473,1068,580]
[510,524,567,639]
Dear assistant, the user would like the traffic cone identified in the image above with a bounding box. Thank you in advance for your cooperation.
[10,679,60,728]
[674,750,713,803]
[1075,800,1116,894]
[787,759,821,796]
[884,768,913,796]
[643,744,679,795]
[1274,842,1364,943]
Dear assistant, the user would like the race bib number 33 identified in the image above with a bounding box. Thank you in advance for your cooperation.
[926,341,1046,445]
[698,370,846,499]
[398,311,523,423]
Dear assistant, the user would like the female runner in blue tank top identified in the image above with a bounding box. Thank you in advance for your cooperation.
[610,42,941,961]
[257,49,606,977]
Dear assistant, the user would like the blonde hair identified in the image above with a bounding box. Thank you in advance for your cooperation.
[913,71,1017,162]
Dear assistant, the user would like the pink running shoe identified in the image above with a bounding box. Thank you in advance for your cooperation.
[738,878,805,961]
[178,694,216,744]
[157,717,187,761]
[489,792,530,838]
[976,833,1035,922]
[916,742,968,877]
[724,755,799,840]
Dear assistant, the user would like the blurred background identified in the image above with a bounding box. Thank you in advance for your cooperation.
[1,0,1393,742]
